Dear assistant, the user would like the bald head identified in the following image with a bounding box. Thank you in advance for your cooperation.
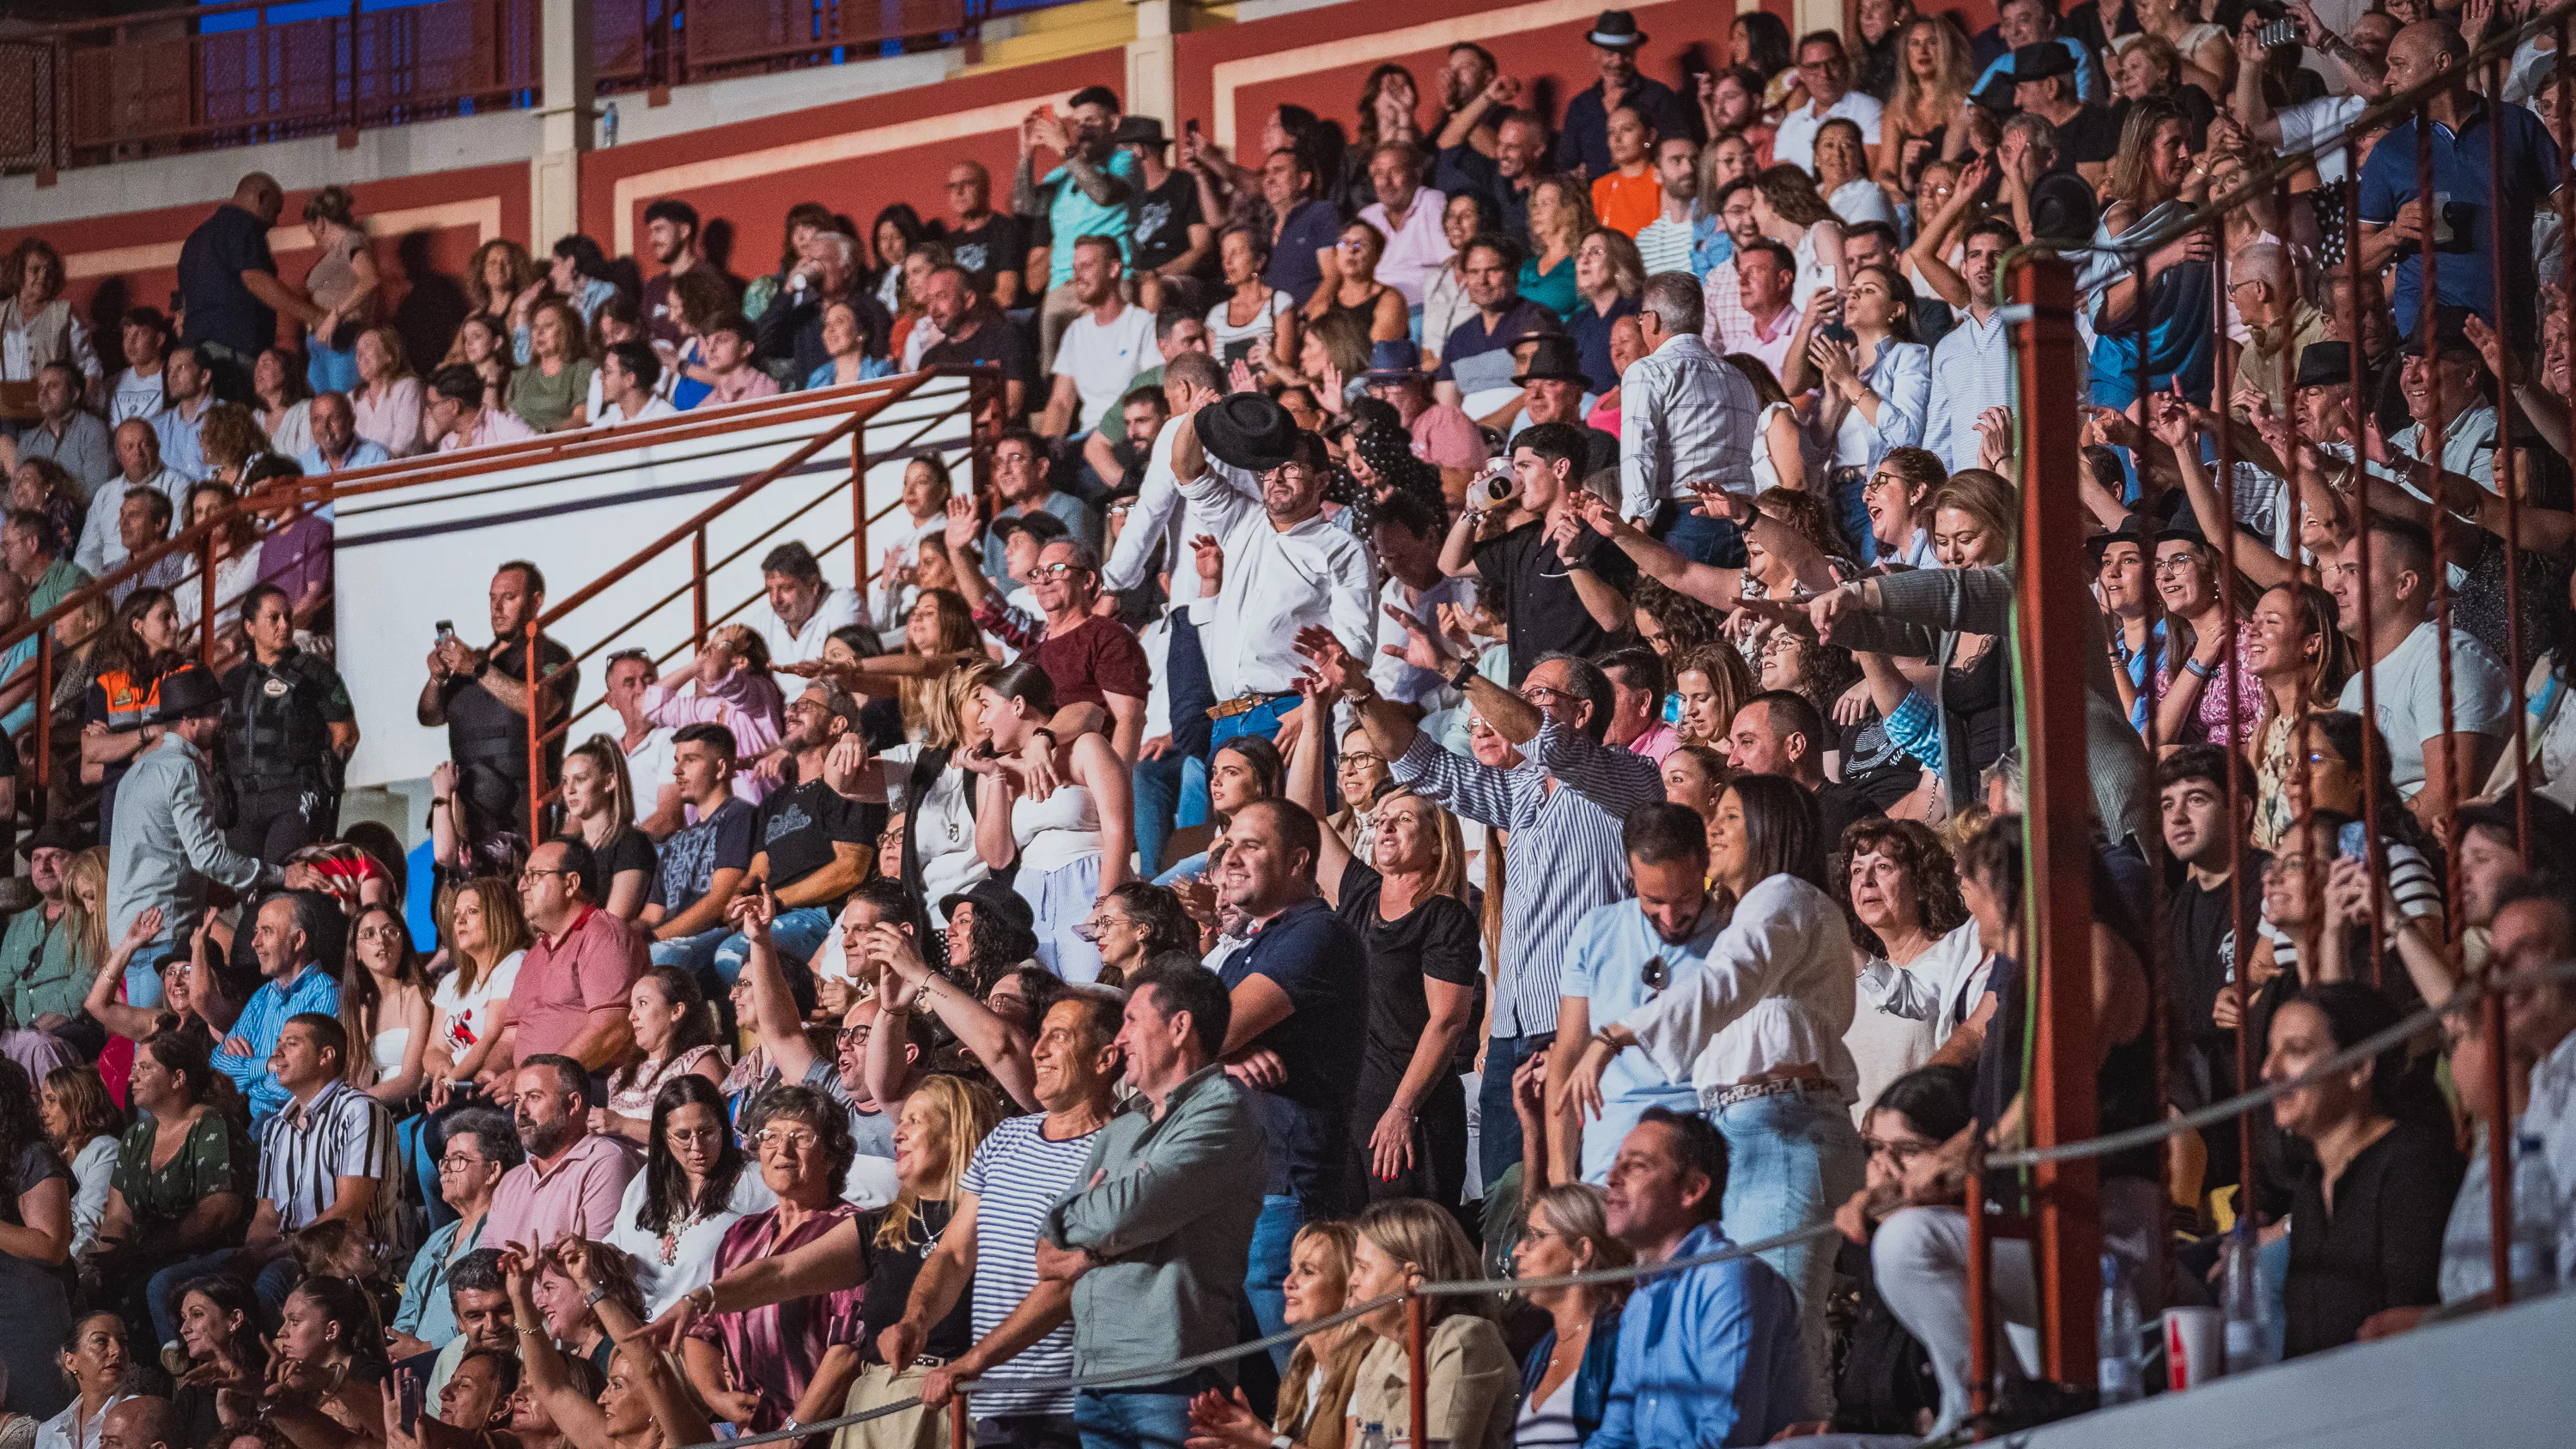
[101,1396,178,1449]
[233,173,285,224]
[2383,20,2469,93]
[114,418,161,482]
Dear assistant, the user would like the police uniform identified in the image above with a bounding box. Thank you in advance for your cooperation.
[219,646,355,863]
[435,633,578,843]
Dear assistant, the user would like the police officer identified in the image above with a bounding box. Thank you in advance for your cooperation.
[220,582,358,863]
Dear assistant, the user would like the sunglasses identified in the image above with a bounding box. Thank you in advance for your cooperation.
[1641,956,1671,995]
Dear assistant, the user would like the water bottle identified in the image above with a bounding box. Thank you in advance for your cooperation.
[1356,1423,1390,1449]
[599,100,619,148]
[2221,1225,2275,1374]
[2097,1252,2142,1406]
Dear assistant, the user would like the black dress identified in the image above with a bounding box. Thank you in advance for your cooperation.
[1334,861,1480,1208]
[0,1139,75,1419]
[2283,1118,2464,1357]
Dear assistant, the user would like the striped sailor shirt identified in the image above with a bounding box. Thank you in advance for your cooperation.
[257,1077,399,1246]
[1391,718,1663,1038]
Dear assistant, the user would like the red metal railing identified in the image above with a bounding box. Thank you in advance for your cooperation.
[3,0,1045,173]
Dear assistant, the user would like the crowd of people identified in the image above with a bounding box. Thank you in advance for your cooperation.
[1,0,2574,1446]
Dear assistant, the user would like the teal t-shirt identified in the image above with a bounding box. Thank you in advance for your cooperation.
[1042,149,1141,290]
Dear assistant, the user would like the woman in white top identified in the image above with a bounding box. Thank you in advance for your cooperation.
[350,324,426,458]
[427,876,532,1109]
[1182,1221,1368,1449]
[1724,353,1815,494]
[169,482,264,646]
[340,903,434,1107]
[34,1070,117,1259]
[1814,118,1896,229]
[605,1074,772,1319]
[1205,225,1300,373]
[973,661,1133,985]
[36,1314,128,1449]
[1564,776,1864,1406]
[1748,166,1847,310]
[1507,1185,1632,1449]
[598,966,729,1144]
[849,663,996,927]
[252,348,314,458]
[1419,192,1489,364]
[1837,819,1984,1125]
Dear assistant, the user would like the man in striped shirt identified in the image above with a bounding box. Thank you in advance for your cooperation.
[1302,622,1662,1190]
[211,891,343,1121]
[241,1013,399,1308]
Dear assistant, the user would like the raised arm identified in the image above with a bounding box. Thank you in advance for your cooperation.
[729,888,819,1080]
[1281,675,1356,906]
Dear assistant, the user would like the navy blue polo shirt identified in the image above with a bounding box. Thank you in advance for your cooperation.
[1217,894,1366,1207]
[1262,198,1345,307]
[2357,102,2562,349]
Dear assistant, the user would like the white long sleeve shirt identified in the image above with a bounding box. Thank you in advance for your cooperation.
[1620,872,1861,1100]
[1103,421,1206,607]
[1178,458,1375,699]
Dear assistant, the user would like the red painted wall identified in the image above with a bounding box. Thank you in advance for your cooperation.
[577,51,1124,277]
[0,162,528,373]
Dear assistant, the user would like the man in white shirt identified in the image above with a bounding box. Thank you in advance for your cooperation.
[1357,141,1451,310]
[605,648,680,838]
[76,420,191,578]
[1103,353,1226,610]
[1620,275,1758,565]
[1772,33,1885,174]
[1040,236,1157,443]
[1921,220,2019,476]
[2328,516,2511,828]
[746,540,861,666]
[1170,393,1375,750]
[594,341,679,428]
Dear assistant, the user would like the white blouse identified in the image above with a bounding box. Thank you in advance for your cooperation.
[66,1136,116,1257]
[605,1167,776,1317]
[1856,919,1990,1048]
[878,743,991,925]
[36,1394,128,1449]
[1621,873,1861,1100]
[434,949,526,1060]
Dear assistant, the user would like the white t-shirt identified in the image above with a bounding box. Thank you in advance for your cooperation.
[1772,91,1886,173]
[605,1167,777,1317]
[596,395,678,427]
[2338,619,2514,798]
[1052,301,1157,438]
[433,949,526,1061]
[747,585,863,666]
[109,367,165,426]
[879,743,991,923]
[626,725,677,823]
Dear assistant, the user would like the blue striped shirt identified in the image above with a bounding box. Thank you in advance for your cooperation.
[958,1113,1103,1417]
[212,961,341,1121]
[1392,719,1663,1038]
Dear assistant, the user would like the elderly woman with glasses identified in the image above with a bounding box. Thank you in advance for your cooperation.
[386,1106,520,1361]
[670,1086,866,1436]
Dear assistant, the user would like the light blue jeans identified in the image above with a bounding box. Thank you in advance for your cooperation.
[712,906,835,985]
[1072,1383,1200,1449]
[1711,1085,1866,1413]
[1242,1193,1303,1373]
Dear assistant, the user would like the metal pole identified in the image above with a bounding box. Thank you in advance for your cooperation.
[525,616,544,843]
[690,526,708,647]
[198,533,216,666]
[2341,173,2390,980]
[2409,103,2469,985]
[946,1391,970,1448]
[2209,229,2257,1202]
[33,631,52,802]
[2008,252,2100,1380]
[1406,1291,1428,1449]
[2485,53,2529,1313]
[853,421,867,593]
[1966,1173,1991,1427]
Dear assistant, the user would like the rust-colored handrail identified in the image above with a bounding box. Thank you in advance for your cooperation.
[516,367,996,840]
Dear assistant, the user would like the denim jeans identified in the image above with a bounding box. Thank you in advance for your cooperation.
[1131,750,1205,878]
[1242,1193,1303,1373]
[1208,694,1299,754]
[1830,465,1877,566]
[712,906,834,985]
[1648,497,1748,568]
[1476,1032,1554,1190]
[1072,1378,1210,1449]
[1710,1086,1867,1413]
[648,927,731,979]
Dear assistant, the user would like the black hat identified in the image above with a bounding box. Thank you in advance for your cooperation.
[1513,335,1593,385]
[2399,304,2481,361]
[2010,42,2075,83]
[1588,9,1648,48]
[16,817,80,859]
[1971,73,2019,113]
[2083,524,2148,566]
[151,663,226,725]
[1109,115,1170,150]
[1197,391,1306,471]
[2456,794,2576,862]
[993,510,1070,545]
[2293,340,2360,391]
[2152,511,2211,549]
[938,877,1036,935]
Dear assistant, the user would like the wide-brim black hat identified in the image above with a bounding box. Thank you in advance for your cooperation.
[2083,524,2148,564]
[939,877,1036,934]
[1110,115,1170,150]
[16,817,80,858]
[151,663,226,724]
[2293,340,2360,391]
[1513,334,1593,385]
[2011,42,2075,82]
[1199,391,1305,471]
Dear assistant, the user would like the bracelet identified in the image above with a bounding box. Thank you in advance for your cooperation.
[1449,658,1481,692]
[2184,657,2215,680]
[692,1283,719,1313]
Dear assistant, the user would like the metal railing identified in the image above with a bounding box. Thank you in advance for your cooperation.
[1,0,1071,173]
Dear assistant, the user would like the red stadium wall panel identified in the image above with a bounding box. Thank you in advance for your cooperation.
[577,51,1126,276]
[0,162,528,372]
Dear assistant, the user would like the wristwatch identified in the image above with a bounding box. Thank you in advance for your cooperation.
[1449,658,1481,693]
[583,1283,611,1307]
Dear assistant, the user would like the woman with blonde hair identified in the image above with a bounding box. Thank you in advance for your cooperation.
[562,735,654,918]
[1520,175,1595,320]
[1569,227,1644,397]
[1875,16,1975,200]
[2125,0,2233,99]
[464,239,538,337]
[1286,668,1479,1204]
[1186,1221,1370,1449]
[350,324,424,457]
[854,662,999,925]
[427,876,533,1108]
[508,298,597,432]
[36,1066,119,1258]
[340,902,433,1106]
[1509,1183,1634,1446]
[1342,1199,1516,1448]
[1673,642,1755,755]
[1845,469,2020,815]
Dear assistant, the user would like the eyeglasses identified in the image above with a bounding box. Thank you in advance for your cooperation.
[665,1125,727,1146]
[1030,562,1091,579]
[1862,471,1908,494]
[2151,556,2204,575]
[1339,751,1385,770]
[756,1127,823,1153]
[437,1154,484,1173]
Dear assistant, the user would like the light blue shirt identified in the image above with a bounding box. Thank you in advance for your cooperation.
[1042,149,1141,290]
[295,439,392,476]
[152,401,210,481]
[1923,309,2014,476]
[1828,339,1930,469]
[1971,35,2105,105]
[1589,1220,1814,1448]
[1558,896,1724,1183]
[393,1216,485,1346]
[212,961,342,1121]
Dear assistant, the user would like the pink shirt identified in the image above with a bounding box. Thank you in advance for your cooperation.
[484,1132,636,1250]
[1625,721,1682,764]
[707,367,783,406]
[508,906,647,1064]
[440,407,538,452]
[1408,403,1489,472]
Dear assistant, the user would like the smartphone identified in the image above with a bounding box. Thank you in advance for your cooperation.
[2337,821,2371,861]
[1184,118,1200,140]
[434,619,455,642]
[2256,16,2299,47]
[1821,322,1857,344]
[397,1372,424,1434]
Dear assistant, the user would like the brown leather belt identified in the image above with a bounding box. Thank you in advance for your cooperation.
[1206,690,1294,722]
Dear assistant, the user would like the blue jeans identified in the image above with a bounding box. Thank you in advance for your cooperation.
[1242,1194,1303,1373]
[1208,694,1299,754]
[1476,1031,1553,1190]
[1831,465,1877,566]
[712,906,834,985]
[1648,498,1747,568]
[649,927,731,977]
[1711,1086,1867,1410]
[125,955,166,1009]
[1072,1378,1211,1449]
[1131,750,1205,878]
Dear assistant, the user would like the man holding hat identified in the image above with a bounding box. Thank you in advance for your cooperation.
[1172,392,1375,753]
[105,662,285,996]
[1362,339,1486,481]
[1558,10,1694,182]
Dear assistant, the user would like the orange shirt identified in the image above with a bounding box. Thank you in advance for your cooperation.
[1592,168,1663,238]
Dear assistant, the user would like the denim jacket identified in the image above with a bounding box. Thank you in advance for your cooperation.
[1517,1306,1624,1440]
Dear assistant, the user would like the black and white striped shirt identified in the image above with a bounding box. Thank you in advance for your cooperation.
[1392,719,1664,1037]
[257,1078,400,1246]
